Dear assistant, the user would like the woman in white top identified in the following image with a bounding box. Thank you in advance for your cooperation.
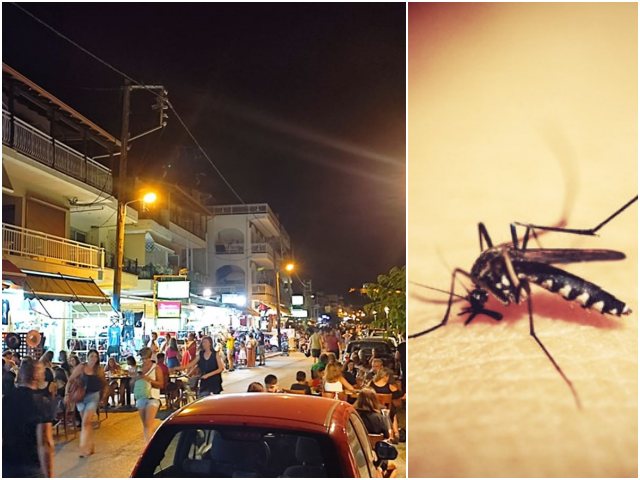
[323,362,356,398]
[135,347,164,443]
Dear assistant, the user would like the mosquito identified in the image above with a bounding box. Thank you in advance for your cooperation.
[409,195,638,408]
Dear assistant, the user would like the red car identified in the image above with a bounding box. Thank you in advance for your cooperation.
[131,393,398,477]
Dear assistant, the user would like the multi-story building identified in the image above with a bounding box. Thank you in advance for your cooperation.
[2,64,120,354]
[1,64,223,355]
[207,203,294,329]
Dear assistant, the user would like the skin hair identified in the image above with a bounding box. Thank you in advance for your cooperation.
[247,382,264,392]
[264,374,278,386]
[296,371,306,382]
[354,388,383,412]
[325,363,343,383]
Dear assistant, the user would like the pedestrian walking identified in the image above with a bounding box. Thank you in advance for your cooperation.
[134,347,164,443]
[148,332,160,361]
[225,331,235,371]
[238,341,247,367]
[66,349,108,458]
[257,331,266,366]
[165,337,182,369]
[184,336,224,397]
[309,328,323,362]
[2,357,55,477]
[181,332,197,369]
[246,333,256,367]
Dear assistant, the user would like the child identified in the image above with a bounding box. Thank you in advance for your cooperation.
[264,374,282,393]
[311,366,325,393]
[238,341,247,367]
[290,370,311,395]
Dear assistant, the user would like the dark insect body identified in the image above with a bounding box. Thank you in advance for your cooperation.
[410,195,638,408]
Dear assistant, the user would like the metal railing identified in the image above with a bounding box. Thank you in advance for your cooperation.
[2,111,113,194]
[251,243,274,256]
[2,223,104,269]
[215,243,245,254]
[213,203,291,246]
[252,283,276,296]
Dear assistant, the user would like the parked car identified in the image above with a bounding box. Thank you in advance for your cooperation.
[131,393,397,477]
[344,337,396,367]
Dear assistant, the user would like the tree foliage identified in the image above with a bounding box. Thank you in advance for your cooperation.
[362,265,406,336]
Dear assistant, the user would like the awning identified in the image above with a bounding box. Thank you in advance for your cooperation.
[22,271,110,304]
[2,259,26,288]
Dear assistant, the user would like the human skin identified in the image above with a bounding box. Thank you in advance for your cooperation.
[408,3,637,477]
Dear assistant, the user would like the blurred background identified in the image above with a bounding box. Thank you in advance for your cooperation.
[408,3,637,477]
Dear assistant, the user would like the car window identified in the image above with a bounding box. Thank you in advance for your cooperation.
[135,426,339,477]
[346,419,373,477]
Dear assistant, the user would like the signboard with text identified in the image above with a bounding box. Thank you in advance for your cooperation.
[157,301,181,318]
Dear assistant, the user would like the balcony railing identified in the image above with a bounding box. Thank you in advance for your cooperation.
[213,203,291,246]
[2,223,104,269]
[252,283,276,296]
[215,243,245,254]
[251,243,274,257]
[169,210,205,240]
[2,111,113,194]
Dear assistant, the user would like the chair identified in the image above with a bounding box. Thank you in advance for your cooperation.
[367,433,384,450]
[54,403,77,441]
[375,393,393,410]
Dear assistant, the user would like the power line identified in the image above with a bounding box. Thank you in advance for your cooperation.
[11,2,245,204]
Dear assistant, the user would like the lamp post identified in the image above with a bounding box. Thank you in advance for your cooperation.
[112,192,157,312]
[275,262,294,351]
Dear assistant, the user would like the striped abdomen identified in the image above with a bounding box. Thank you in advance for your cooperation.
[514,261,631,316]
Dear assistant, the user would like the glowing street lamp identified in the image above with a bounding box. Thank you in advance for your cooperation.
[275,262,295,351]
[112,191,157,312]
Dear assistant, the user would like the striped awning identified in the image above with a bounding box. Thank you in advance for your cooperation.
[22,271,110,304]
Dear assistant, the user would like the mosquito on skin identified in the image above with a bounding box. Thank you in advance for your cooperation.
[410,195,638,408]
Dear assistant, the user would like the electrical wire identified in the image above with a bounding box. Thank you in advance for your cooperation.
[12,3,302,291]
[11,2,245,204]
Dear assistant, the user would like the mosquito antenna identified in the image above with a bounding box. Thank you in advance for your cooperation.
[409,281,468,301]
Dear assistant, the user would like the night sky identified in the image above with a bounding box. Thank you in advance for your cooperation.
[2,3,406,297]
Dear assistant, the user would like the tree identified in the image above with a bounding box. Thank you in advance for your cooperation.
[362,266,406,336]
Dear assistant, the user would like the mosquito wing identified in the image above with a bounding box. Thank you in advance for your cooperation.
[520,248,626,264]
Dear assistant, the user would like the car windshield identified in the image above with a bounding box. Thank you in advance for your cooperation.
[134,425,340,478]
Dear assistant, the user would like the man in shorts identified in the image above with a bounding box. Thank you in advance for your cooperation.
[308,328,323,362]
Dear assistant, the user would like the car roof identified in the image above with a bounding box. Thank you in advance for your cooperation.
[348,337,394,344]
[165,393,352,432]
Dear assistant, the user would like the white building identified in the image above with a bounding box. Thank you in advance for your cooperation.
[207,203,294,328]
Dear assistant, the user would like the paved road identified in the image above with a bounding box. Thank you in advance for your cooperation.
[53,351,406,477]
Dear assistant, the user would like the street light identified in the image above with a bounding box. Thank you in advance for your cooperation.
[275,262,294,351]
[112,192,157,312]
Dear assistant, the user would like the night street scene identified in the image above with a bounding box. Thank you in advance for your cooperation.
[1,2,406,478]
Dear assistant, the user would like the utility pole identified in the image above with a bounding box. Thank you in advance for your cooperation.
[112,79,131,313]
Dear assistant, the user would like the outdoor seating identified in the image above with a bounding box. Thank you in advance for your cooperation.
[375,393,393,410]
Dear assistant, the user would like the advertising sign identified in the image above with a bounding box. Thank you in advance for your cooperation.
[157,281,190,299]
[157,301,181,318]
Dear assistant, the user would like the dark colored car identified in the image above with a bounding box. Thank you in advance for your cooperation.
[131,393,397,477]
[344,337,396,367]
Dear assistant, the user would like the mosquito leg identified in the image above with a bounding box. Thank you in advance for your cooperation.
[523,282,582,409]
[409,268,473,339]
[478,223,494,250]
[515,195,638,238]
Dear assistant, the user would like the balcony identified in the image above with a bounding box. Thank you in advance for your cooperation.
[252,283,276,298]
[2,111,113,194]
[213,203,291,247]
[215,243,245,254]
[250,242,275,268]
[2,223,104,269]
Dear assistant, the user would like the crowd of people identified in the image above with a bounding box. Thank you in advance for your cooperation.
[2,324,405,477]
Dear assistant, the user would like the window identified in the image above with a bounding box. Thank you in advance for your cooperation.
[135,426,337,478]
[346,420,373,477]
